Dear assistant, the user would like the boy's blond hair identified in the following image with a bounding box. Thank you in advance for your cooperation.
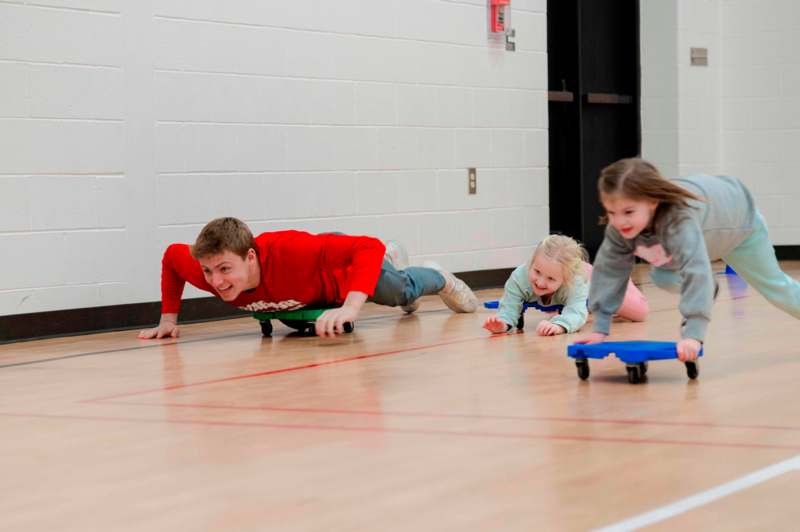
[530,234,589,290]
[191,217,256,260]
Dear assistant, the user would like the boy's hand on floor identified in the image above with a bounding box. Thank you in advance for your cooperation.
[138,321,179,339]
[536,320,566,336]
[483,315,510,334]
[316,306,359,337]
[573,332,607,344]
[677,338,702,361]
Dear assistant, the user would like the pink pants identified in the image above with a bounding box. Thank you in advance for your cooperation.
[584,263,649,322]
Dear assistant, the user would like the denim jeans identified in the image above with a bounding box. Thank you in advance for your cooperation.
[371,260,445,307]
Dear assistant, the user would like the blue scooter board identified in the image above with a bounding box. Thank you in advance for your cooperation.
[567,340,702,384]
[483,300,564,330]
[483,300,565,313]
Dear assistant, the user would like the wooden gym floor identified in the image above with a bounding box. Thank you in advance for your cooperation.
[1,263,799,531]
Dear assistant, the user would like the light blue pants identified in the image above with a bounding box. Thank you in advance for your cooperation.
[651,213,800,318]
[371,260,445,307]
[723,213,800,318]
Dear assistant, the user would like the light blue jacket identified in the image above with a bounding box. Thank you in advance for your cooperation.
[497,263,590,333]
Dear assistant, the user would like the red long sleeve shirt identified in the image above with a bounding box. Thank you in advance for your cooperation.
[160,231,385,314]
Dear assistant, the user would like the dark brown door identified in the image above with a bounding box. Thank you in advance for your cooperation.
[547,0,640,257]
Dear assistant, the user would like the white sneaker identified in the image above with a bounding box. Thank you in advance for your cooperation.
[384,240,419,314]
[422,260,479,313]
[384,240,409,270]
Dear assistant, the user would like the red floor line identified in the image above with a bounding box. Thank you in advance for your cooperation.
[83,334,497,403]
[102,399,800,433]
[1,411,797,451]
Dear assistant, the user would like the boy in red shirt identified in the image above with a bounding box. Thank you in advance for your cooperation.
[138,217,479,338]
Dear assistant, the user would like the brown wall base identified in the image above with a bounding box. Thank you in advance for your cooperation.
[776,246,800,260]
[6,245,800,344]
[0,267,514,344]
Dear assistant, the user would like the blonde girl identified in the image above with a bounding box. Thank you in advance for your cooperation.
[484,234,648,336]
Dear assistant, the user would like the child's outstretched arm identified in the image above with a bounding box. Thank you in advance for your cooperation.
[576,226,634,344]
[586,226,636,338]
[484,265,529,334]
[670,218,715,360]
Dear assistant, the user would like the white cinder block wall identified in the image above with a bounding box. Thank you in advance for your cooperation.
[0,0,549,316]
[641,0,721,178]
[677,0,721,176]
[721,0,800,244]
[640,0,679,179]
[643,0,800,245]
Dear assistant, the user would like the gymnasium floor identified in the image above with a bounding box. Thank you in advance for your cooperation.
[2,263,799,531]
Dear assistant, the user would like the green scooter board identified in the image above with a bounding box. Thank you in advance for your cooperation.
[253,307,354,337]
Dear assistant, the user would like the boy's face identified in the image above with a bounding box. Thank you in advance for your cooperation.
[528,254,564,296]
[601,194,659,240]
[198,249,258,301]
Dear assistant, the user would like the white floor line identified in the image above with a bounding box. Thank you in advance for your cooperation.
[593,454,800,532]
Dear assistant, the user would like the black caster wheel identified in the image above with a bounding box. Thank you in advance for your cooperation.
[516,314,525,331]
[641,361,648,377]
[626,364,645,384]
[259,320,273,337]
[281,319,354,336]
[307,322,354,335]
[575,358,590,380]
[685,360,699,380]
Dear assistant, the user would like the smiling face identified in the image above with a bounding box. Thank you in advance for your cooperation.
[528,254,565,297]
[198,249,259,301]
[601,193,659,240]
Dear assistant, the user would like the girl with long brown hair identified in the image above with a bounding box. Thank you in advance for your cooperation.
[577,157,800,361]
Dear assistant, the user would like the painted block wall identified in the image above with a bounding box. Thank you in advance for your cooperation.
[642,0,800,247]
[677,0,721,177]
[0,0,549,315]
[720,0,800,244]
[640,0,680,179]
[640,0,721,179]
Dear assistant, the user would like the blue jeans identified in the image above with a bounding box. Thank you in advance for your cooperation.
[371,260,445,307]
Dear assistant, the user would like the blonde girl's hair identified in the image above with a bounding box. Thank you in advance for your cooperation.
[597,157,703,226]
[530,234,589,291]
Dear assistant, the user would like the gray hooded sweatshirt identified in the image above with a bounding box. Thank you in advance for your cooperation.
[589,174,756,341]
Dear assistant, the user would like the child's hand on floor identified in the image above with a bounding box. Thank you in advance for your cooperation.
[536,320,565,336]
[677,338,702,361]
[574,332,607,344]
[483,315,511,334]
[316,306,359,337]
